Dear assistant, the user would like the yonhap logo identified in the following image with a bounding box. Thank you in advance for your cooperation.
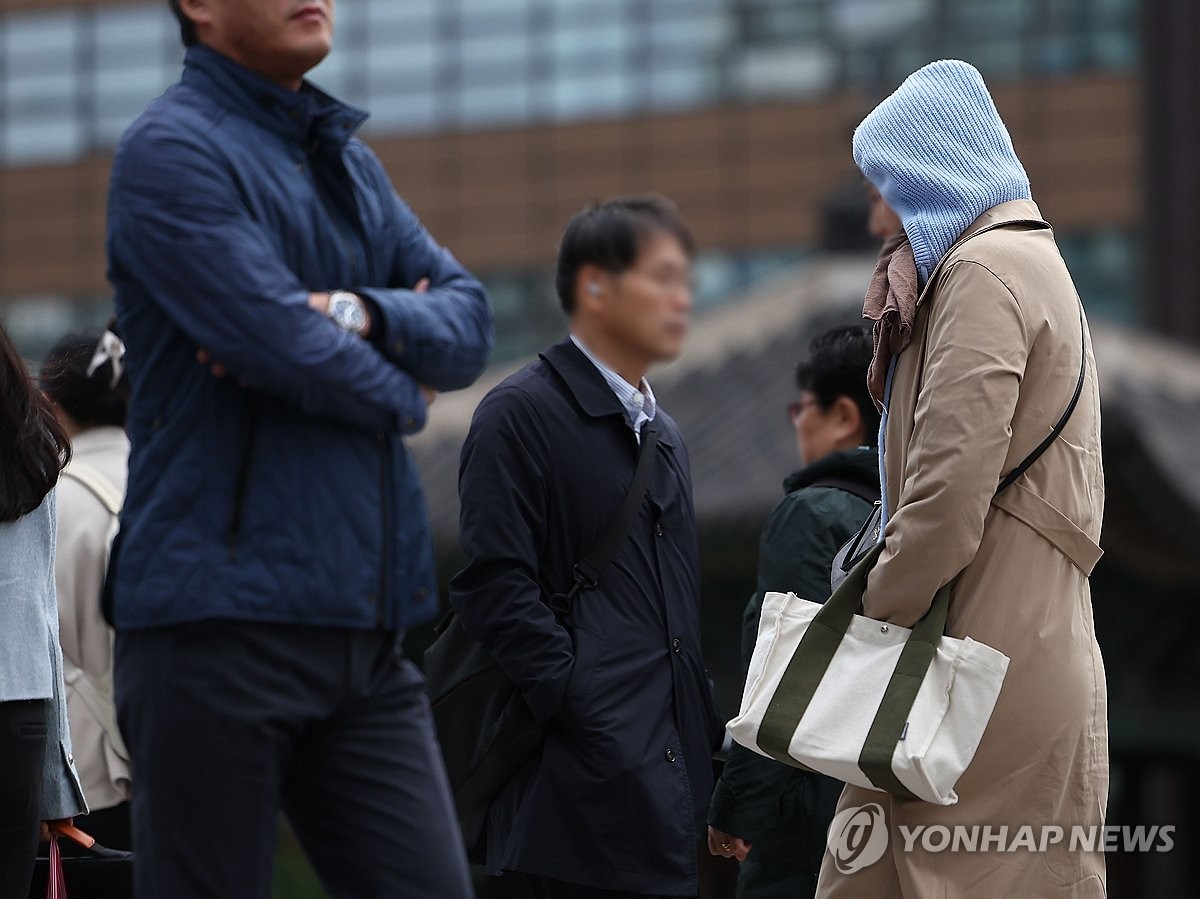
[827,803,889,873]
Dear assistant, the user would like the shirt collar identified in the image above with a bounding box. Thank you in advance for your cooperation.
[569,334,657,433]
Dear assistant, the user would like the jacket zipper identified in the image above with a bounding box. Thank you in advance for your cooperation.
[227,401,259,557]
[306,146,368,288]
[307,145,388,625]
[377,432,390,628]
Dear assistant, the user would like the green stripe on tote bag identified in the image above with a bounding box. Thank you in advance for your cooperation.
[756,542,953,801]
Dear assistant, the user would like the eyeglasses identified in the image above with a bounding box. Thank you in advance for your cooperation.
[787,399,822,424]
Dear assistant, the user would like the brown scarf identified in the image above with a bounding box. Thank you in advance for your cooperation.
[862,231,920,408]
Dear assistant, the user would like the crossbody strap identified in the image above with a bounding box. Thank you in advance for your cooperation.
[996,297,1087,495]
[61,461,122,517]
[548,425,659,617]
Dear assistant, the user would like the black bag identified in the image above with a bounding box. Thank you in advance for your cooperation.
[832,297,1088,589]
[424,425,660,837]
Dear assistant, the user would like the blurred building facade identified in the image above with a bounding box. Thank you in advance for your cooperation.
[0,0,1149,360]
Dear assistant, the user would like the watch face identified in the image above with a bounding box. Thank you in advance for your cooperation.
[331,294,365,331]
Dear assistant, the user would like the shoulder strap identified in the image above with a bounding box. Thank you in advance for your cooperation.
[995,298,1087,496]
[809,477,881,505]
[61,461,122,517]
[549,425,660,616]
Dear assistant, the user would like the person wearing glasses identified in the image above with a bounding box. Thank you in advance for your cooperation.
[707,325,881,898]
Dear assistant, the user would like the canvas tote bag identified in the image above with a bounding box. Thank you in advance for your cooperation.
[726,542,1009,805]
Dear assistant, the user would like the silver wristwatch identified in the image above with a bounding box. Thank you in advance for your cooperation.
[327,291,367,334]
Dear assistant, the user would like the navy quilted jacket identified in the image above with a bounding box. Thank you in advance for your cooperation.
[106,46,492,631]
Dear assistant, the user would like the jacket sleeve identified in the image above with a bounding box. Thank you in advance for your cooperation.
[354,155,494,392]
[448,387,575,725]
[42,495,88,821]
[864,260,1029,626]
[710,493,846,839]
[107,125,427,435]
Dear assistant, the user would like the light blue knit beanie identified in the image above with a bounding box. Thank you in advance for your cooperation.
[853,60,1031,285]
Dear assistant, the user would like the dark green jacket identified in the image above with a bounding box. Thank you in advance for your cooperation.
[709,447,879,899]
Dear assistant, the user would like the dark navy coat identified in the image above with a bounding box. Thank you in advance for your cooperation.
[106,46,492,631]
[450,340,724,896]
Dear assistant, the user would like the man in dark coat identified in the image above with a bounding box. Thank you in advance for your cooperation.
[706,326,881,898]
[450,196,725,898]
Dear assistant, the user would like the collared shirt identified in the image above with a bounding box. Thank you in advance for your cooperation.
[570,334,657,443]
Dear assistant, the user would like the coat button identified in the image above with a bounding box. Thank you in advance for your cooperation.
[655,522,664,537]
[665,748,676,763]
[672,638,682,653]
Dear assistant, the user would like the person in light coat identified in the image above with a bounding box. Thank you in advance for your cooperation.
[817,60,1107,898]
[43,329,133,849]
[0,322,88,899]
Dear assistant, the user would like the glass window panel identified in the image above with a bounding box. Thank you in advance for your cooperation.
[95,3,172,48]
[649,11,731,53]
[828,0,934,46]
[361,91,441,134]
[649,63,715,110]
[3,119,85,164]
[552,71,634,120]
[551,20,631,63]
[461,0,531,36]
[460,81,532,126]
[461,29,532,69]
[3,11,80,62]
[366,0,438,26]
[961,40,1025,78]
[736,45,837,99]
[5,72,75,106]
[1091,30,1137,70]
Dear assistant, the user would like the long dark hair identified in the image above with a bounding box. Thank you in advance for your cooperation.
[0,322,71,523]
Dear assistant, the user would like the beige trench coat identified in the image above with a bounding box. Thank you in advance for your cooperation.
[817,201,1108,898]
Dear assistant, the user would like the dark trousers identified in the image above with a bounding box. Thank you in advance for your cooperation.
[486,871,694,899]
[0,699,47,899]
[115,621,473,899]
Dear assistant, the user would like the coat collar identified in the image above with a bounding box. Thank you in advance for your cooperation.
[917,199,1050,305]
[540,339,676,447]
[783,446,880,495]
[181,44,368,151]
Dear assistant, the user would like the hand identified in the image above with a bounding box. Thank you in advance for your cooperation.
[196,348,229,379]
[708,825,751,862]
[308,291,330,315]
[420,384,437,407]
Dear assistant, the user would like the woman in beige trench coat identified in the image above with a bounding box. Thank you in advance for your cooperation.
[816,62,1108,898]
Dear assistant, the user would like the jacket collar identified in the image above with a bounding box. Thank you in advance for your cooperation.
[540,339,676,447]
[181,44,368,151]
[917,199,1050,305]
[783,446,879,494]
